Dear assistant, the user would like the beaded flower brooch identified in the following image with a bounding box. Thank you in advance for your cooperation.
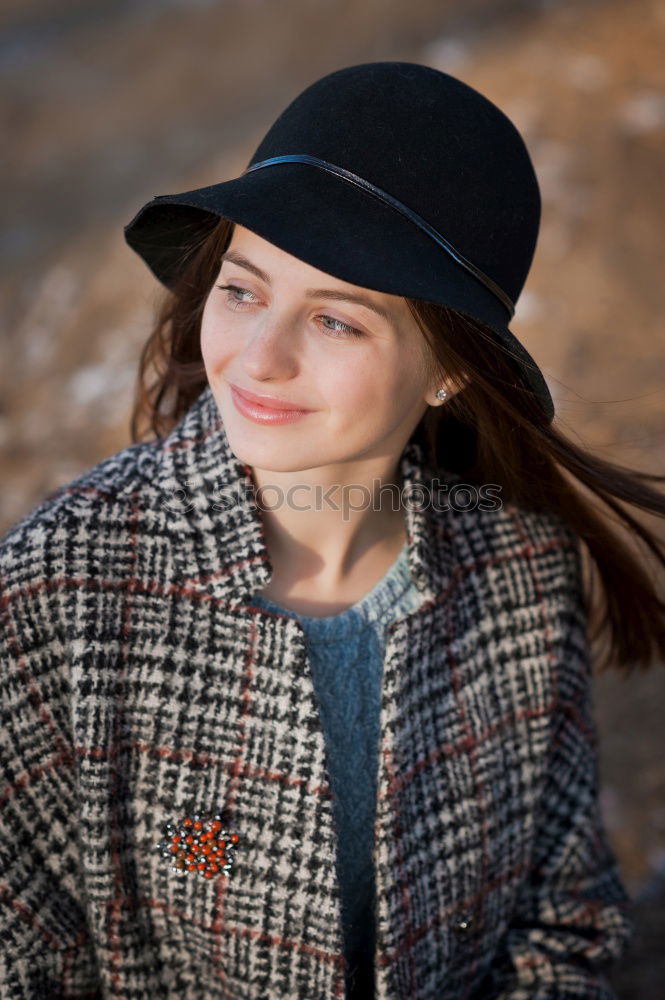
[157,809,241,879]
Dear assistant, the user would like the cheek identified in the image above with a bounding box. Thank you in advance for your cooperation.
[352,348,426,425]
[200,308,235,370]
[317,350,399,434]
[321,352,392,419]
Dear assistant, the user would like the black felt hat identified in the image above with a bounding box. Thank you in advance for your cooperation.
[124,61,553,423]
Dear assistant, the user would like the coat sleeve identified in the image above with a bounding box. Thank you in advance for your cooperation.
[473,533,635,1000]
[0,512,102,999]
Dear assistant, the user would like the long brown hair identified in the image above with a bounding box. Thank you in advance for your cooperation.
[130,216,665,676]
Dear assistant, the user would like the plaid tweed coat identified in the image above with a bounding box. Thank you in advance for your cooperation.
[0,384,633,999]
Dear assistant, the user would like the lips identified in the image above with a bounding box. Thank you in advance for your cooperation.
[229,383,311,412]
[229,383,314,426]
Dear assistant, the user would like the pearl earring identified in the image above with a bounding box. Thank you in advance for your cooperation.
[436,388,447,401]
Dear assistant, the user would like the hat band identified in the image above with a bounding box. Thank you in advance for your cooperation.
[243,153,515,319]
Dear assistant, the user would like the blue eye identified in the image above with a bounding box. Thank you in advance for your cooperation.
[217,284,256,307]
[318,315,363,337]
[215,284,364,339]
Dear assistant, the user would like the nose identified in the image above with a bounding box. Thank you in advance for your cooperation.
[240,315,300,382]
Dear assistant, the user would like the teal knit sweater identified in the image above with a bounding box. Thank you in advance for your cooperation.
[248,542,423,998]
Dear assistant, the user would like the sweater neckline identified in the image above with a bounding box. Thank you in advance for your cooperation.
[248,540,414,629]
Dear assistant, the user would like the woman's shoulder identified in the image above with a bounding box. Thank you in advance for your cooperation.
[433,466,581,566]
[493,496,583,584]
[486,498,586,619]
[0,436,161,583]
[441,478,585,617]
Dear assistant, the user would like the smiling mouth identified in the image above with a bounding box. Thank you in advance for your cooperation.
[230,383,312,411]
[229,384,314,424]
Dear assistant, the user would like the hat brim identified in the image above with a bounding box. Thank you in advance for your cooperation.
[124,161,554,423]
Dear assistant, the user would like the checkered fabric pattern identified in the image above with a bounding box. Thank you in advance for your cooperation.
[0,384,633,998]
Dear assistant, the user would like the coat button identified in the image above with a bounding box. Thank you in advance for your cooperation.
[454,913,474,932]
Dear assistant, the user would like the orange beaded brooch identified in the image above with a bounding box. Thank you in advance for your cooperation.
[157,810,240,879]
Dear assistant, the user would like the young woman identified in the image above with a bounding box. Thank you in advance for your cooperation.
[1,62,663,1000]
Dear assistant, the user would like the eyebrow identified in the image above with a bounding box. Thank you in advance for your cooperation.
[219,249,393,324]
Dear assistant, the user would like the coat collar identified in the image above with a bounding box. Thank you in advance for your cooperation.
[153,384,461,608]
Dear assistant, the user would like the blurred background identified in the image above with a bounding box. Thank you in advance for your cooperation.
[1,0,664,993]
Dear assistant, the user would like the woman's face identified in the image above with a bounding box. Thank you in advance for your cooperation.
[200,224,441,475]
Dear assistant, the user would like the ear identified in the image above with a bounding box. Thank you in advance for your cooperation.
[425,371,470,407]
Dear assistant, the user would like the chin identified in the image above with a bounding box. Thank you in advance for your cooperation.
[223,425,319,474]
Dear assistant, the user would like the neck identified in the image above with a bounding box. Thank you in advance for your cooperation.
[249,452,407,592]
